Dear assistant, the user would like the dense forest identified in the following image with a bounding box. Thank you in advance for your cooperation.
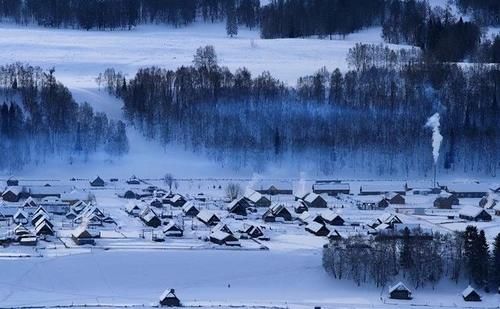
[0,0,260,30]
[0,63,128,171]
[100,46,499,176]
[323,227,500,291]
[455,0,500,26]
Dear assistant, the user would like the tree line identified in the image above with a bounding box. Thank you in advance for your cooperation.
[0,0,260,30]
[0,63,128,171]
[323,228,500,292]
[455,0,500,26]
[101,46,499,176]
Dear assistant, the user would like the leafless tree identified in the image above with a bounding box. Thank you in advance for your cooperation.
[225,182,242,201]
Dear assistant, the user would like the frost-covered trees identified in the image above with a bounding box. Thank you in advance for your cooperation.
[0,63,129,170]
[226,0,238,38]
[323,228,500,289]
[225,183,242,201]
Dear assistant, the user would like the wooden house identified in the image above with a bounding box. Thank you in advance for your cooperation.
[434,192,459,209]
[262,204,292,222]
[388,282,412,300]
[126,202,142,216]
[71,226,95,245]
[163,221,183,237]
[442,183,488,198]
[293,200,308,214]
[6,177,19,186]
[13,209,28,225]
[182,202,199,217]
[360,184,406,196]
[303,193,327,208]
[127,175,141,185]
[159,289,181,307]
[255,183,293,195]
[227,198,249,216]
[165,194,187,207]
[90,176,105,187]
[140,208,161,228]
[121,190,138,199]
[462,286,481,302]
[197,210,220,226]
[209,230,240,246]
[243,225,264,238]
[312,181,350,196]
[385,192,405,205]
[35,220,54,236]
[2,186,21,202]
[244,189,271,207]
[459,206,492,222]
[305,221,330,236]
[321,211,345,226]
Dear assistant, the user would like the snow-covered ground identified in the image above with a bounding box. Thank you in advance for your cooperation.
[0,23,389,88]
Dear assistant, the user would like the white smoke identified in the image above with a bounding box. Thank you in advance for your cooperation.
[425,113,443,164]
[297,172,307,197]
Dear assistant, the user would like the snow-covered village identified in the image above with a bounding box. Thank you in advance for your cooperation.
[0,0,500,308]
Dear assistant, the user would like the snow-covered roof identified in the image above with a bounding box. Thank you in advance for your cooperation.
[13,209,28,219]
[197,210,218,222]
[210,230,231,241]
[28,185,73,195]
[2,186,21,195]
[61,190,90,201]
[304,192,322,203]
[361,184,405,193]
[445,183,489,193]
[462,286,477,297]
[459,206,486,218]
[321,210,342,222]
[159,289,178,301]
[163,221,183,232]
[389,282,411,293]
[126,202,142,212]
[306,221,326,233]
[72,225,93,239]
[182,201,197,212]
[313,182,349,191]
[244,189,264,203]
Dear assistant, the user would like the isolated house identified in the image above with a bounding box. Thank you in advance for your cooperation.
[159,289,181,307]
[197,210,220,226]
[227,198,249,216]
[244,189,271,207]
[71,226,95,245]
[303,193,327,208]
[163,221,183,237]
[459,206,491,222]
[388,282,412,300]
[312,181,350,196]
[90,176,105,187]
[462,286,481,302]
[305,221,330,236]
[182,202,199,217]
[2,186,21,202]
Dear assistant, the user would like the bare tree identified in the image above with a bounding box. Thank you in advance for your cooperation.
[225,182,242,201]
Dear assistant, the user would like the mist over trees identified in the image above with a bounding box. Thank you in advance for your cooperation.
[101,46,499,176]
[0,63,128,171]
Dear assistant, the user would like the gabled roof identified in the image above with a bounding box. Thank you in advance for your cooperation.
[72,225,93,239]
[389,282,411,294]
[163,221,183,232]
[244,189,265,203]
[306,221,327,233]
[182,201,198,212]
[304,192,322,203]
[462,285,478,298]
[197,210,219,223]
[2,186,21,196]
[459,205,487,218]
[444,183,489,193]
[313,182,350,191]
[13,209,28,219]
[159,289,178,301]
